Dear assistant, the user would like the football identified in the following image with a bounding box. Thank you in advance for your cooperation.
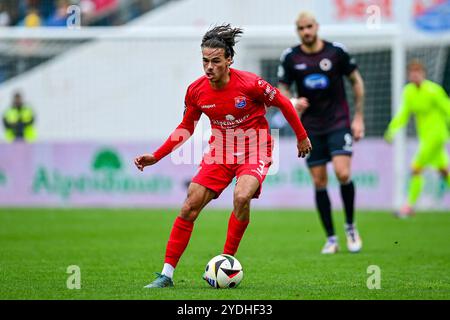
[203,254,243,289]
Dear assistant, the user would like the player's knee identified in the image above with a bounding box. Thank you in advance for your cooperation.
[336,170,351,184]
[180,198,201,221]
[312,176,327,189]
[233,193,251,211]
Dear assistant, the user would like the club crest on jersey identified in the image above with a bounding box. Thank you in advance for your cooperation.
[234,96,247,109]
[320,58,333,71]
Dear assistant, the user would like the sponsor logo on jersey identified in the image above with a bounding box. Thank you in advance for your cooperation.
[201,104,216,109]
[234,96,247,109]
[258,79,276,102]
[212,114,250,128]
[264,85,277,102]
[320,59,333,71]
[304,73,330,90]
[294,63,308,70]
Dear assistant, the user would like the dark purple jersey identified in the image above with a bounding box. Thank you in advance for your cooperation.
[278,41,357,135]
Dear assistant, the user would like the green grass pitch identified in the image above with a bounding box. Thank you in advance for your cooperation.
[0,208,449,300]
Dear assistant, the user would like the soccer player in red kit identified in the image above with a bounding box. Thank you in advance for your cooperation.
[134,24,312,288]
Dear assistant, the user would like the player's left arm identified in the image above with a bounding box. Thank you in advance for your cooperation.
[338,44,365,142]
[255,78,312,158]
[24,108,35,126]
[434,84,450,126]
[348,69,366,142]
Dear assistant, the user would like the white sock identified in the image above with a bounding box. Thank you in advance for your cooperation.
[162,263,174,279]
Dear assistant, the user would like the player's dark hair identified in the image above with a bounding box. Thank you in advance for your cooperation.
[201,24,243,59]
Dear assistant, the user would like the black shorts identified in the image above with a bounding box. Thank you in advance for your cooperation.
[306,127,353,168]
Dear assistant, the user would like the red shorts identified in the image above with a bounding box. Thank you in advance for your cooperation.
[191,158,272,199]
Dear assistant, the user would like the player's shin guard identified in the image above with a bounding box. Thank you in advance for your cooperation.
[315,189,335,237]
[223,212,249,256]
[164,216,194,269]
[407,174,424,206]
[340,181,355,225]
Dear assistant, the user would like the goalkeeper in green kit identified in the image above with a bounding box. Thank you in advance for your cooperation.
[384,59,450,217]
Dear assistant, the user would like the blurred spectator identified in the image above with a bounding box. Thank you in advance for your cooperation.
[5,0,169,27]
[0,3,11,26]
[45,0,70,27]
[93,0,118,12]
[37,0,57,20]
[23,7,41,27]
[80,0,96,16]
[83,0,120,26]
[2,91,37,143]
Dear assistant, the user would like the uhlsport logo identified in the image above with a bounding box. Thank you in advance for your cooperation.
[32,148,173,200]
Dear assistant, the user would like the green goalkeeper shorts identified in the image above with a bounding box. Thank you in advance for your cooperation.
[412,138,449,170]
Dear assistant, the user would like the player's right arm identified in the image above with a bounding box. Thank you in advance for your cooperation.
[384,87,411,143]
[134,89,202,171]
[2,114,11,129]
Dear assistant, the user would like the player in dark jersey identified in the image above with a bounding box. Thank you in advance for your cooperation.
[135,24,312,288]
[278,12,365,254]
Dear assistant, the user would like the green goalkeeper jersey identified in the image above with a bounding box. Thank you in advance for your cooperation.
[386,80,450,142]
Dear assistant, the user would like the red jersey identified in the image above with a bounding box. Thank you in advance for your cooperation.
[153,68,307,163]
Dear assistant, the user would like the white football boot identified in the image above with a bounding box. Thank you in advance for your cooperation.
[345,224,362,253]
[321,236,339,254]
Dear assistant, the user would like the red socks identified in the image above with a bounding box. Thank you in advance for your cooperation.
[164,213,249,268]
[223,213,250,256]
[164,216,194,268]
